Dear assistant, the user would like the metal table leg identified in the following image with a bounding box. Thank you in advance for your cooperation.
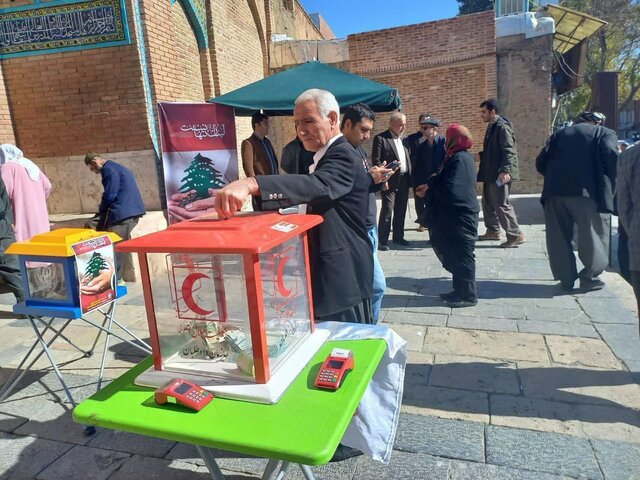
[299,464,315,480]
[196,445,227,480]
[0,317,75,402]
[262,459,280,480]
[27,316,76,406]
[275,462,290,480]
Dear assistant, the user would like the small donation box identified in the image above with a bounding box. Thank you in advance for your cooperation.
[117,212,330,403]
[6,229,121,314]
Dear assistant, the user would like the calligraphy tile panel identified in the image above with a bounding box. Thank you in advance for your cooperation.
[0,0,130,57]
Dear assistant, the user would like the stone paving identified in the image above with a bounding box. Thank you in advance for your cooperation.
[1,198,639,479]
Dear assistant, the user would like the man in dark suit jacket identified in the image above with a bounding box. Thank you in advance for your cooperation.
[280,137,315,174]
[372,112,411,250]
[405,112,431,231]
[215,89,375,324]
[536,111,618,292]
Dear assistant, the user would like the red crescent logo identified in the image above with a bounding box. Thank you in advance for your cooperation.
[276,256,293,297]
[182,272,214,316]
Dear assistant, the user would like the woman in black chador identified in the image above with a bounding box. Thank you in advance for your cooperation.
[416,124,479,308]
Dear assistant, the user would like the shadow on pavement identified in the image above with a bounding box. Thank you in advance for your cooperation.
[386,276,563,300]
[404,361,640,426]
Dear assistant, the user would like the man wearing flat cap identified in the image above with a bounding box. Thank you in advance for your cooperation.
[412,117,446,231]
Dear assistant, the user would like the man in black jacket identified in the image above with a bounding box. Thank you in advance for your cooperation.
[373,112,411,250]
[341,103,393,324]
[411,117,446,233]
[536,111,618,292]
[477,99,525,248]
[405,112,431,231]
[215,89,375,324]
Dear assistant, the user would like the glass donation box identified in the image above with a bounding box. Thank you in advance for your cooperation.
[117,212,331,403]
[6,229,122,317]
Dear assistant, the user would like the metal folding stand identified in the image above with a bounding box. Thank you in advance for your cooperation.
[195,451,316,480]
[0,292,152,410]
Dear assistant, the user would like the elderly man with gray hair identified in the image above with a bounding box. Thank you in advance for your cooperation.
[372,112,411,250]
[215,88,389,324]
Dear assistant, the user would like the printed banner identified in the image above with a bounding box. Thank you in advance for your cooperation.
[71,235,116,314]
[159,102,238,225]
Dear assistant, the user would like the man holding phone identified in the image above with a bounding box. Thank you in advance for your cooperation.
[373,112,412,250]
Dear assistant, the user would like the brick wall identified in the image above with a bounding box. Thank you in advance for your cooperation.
[142,0,205,103]
[347,11,497,159]
[0,64,15,144]
[0,0,330,213]
[497,33,553,193]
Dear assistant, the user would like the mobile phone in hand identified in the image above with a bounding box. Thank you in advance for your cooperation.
[386,161,401,170]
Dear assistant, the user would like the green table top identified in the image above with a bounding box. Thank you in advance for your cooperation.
[73,338,386,465]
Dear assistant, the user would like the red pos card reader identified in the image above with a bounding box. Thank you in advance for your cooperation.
[315,348,354,390]
[154,379,213,411]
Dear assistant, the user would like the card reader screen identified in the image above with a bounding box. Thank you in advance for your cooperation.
[327,360,344,369]
[174,383,191,395]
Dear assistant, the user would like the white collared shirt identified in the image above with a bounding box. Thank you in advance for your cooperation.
[308,133,343,173]
[291,133,343,215]
[390,132,408,173]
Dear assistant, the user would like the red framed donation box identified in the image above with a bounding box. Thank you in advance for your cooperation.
[117,212,323,385]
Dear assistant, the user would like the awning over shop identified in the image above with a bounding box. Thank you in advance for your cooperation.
[208,61,402,116]
[543,3,607,54]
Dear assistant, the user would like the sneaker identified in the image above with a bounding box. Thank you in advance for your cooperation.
[393,238,410,247]
[500,232,525,248]
[444,296,478,308]
[478,230,502,241]
[378,244,390,252]
[579,278,605,292]
[417,225,427,232]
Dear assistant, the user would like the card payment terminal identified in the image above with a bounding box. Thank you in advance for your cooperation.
[315,348,354,390]
[154,379,213,411]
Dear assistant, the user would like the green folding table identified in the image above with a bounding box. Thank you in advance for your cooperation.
[73,338,386,480]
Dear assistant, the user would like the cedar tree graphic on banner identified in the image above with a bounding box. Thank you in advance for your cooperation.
[84,251,109,280]
[178,153,226,201]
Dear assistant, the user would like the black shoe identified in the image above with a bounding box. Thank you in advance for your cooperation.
[558,282,574,292]
[378,244,390,251]
[393,238,410,247]
[580,278,605,292]
[444,296,478,308]
[439,291,457,301]
[329,444,364,462]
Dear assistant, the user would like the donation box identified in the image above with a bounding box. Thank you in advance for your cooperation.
[6,229,121,315]
[117,212,327,400]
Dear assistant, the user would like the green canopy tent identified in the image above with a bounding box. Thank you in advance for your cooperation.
[208,61,401,115]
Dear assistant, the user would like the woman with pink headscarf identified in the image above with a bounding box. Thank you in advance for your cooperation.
[415,124,479,307]
[0,144,52,241]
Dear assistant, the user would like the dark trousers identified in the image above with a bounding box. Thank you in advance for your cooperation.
[86,215,140,281]
[0,235,24,302]
[631,271,640,327]
[618,223,631,283]
[544,196,609,286]
[316,298,373,324]
[378,173,410,245]
[482,182,521,238]
[414,193,426,226]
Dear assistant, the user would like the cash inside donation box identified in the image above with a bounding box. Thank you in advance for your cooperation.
[117,212,330,403]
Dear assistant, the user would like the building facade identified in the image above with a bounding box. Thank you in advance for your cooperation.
[0,0,326,214]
